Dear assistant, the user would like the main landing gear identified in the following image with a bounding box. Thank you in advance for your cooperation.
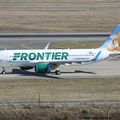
[55,70,61,75]
[55,67,61,75]
[1,67,5,74]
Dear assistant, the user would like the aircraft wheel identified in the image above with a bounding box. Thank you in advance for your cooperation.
[1,71,5,74]
[1,67,5,74]
[55,70,61,75]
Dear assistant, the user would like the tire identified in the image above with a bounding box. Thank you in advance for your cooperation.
[1,71,5,74]
[55,70,61,75]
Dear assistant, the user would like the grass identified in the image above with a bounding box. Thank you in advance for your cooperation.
[0,77,120,119]
[0,78,120,103]
[1,0,120,3]
[0,104,119,120]
[0,40,104,49]
[0,0,119,32]
[53,40,104,49]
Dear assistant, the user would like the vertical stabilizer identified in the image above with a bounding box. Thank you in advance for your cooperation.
[101,25,120,53]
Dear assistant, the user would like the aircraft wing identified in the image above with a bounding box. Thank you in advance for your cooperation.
[44,42,50,49]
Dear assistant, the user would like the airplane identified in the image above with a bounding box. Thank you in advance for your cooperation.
[0,25,120,75]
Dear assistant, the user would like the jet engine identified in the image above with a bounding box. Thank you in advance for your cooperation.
[20,66,33,70]
[35,63,51,74]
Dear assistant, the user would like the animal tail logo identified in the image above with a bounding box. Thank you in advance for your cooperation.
[101,25,120,53]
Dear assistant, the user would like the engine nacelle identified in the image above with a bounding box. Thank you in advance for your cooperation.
[20,66,33,70]
[35,63,51,74]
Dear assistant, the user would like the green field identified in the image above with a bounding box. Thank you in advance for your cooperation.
[0,0,119,32]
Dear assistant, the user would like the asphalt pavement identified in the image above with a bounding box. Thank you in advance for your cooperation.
[0,39,119,80]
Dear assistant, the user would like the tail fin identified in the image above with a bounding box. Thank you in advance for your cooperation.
[101,25,120,53]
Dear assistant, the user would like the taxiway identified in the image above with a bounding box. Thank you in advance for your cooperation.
[0,39,119,80]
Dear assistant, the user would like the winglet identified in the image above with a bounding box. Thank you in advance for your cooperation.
[44,42,50,49]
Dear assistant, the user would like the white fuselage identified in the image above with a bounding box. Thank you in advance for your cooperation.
[0,48,109,67]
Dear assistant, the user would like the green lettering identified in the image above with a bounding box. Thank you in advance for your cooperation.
[37,52,44,60]
[13,52,69,61]
[13,53,21,60]
[45,52,51,60]
[55,52,61,60]
[21,53,28,60]
[61,52,69,60]
[29,53,36,60]
[52,52,55,60]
